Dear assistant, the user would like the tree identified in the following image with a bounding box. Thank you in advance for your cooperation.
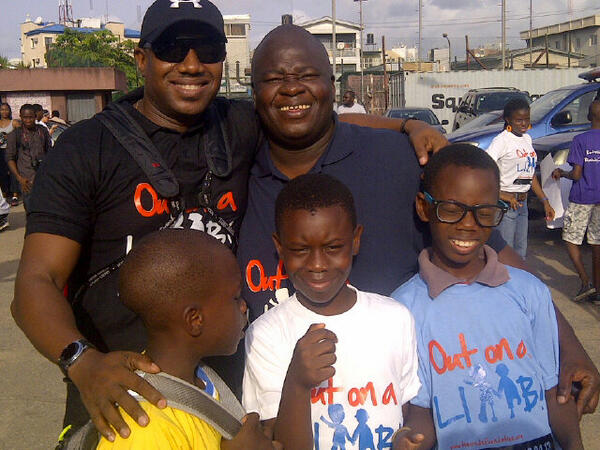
[46,29,140,90]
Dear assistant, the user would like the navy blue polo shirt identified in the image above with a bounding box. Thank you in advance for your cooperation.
[237,115,506,321]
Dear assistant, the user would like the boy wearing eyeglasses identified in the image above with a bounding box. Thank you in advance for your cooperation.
[390,144,583,450]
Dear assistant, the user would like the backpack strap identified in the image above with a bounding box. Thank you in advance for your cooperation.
[137,367,244,440]
[60,368,244,450]
[95,102,180,199]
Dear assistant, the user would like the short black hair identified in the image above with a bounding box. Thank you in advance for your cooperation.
[20,104,34,115]
[52,110,60,118]
[275,173,357,233]
[119,228,236,330]
[32,103,43,113]
[423,143,500,194]
[503,97,530,122]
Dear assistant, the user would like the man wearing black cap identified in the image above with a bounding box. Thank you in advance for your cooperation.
[12,0,261,443]
[11,0,448,444]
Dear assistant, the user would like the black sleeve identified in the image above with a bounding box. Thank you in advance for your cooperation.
[26,120,101,243]
[487,228,507,253]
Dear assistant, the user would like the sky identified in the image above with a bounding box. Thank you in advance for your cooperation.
[1,0,599,59]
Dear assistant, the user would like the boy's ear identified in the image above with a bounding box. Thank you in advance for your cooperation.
[415,192,431,223]
[183,306,204,337]
[272,232,283,258]
[352,224,363,256]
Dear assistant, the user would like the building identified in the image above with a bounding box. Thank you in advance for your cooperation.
[221,15,252,97]
[430,48,450,72]
[387,46,418,63]
[451,47,585,70]
[299,17,363,77]
[20,15,140,68]
[0,67,128,123]
[521,14,600,67]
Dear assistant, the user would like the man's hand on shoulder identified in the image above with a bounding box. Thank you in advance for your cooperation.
[221,413,282,450]
[68,349,165,442]
[557,354,600,417]
[403,120,449,166]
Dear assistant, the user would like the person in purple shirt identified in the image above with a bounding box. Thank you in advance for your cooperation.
[553,100,600,305]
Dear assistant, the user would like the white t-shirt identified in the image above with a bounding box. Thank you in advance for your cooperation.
[243,287,420,449]
[486,130,537,193]
[337,103,367,114]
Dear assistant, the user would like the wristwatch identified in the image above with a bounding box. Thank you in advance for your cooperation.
[58,338,94,378]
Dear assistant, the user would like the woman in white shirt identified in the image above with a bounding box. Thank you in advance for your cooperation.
[486,98,554,258]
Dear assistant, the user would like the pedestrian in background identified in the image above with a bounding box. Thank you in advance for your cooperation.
[336,89,367,114]
[5,104,52,211]
[487,98,554,258]
[0,102,20,203]
[553,100,600,304]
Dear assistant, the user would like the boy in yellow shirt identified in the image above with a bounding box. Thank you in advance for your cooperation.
[97,229,279,449]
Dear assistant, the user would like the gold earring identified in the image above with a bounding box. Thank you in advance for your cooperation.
[506,125,512,132]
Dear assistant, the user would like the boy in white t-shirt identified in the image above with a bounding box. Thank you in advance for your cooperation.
[243,173,420,450]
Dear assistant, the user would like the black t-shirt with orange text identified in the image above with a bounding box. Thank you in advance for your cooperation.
[26,96,259,353]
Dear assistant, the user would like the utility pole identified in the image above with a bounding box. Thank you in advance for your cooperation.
[418,0,423,72]
[382,35,388,110]
[359,0,364,104]
[501,0,506,71]
[529,0,533,67]
[332,0,337,101]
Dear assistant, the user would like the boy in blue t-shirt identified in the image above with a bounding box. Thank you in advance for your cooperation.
[391,144,583,449]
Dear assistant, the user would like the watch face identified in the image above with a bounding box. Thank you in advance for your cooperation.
[61,342,81,361]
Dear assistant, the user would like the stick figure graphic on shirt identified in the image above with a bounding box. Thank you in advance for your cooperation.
[320,404,352,450]
[464,364,501,423]
[495,363,522,418]
[350,409,375,450]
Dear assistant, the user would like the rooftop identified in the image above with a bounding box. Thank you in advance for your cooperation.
[520,14,600,39]
[25,23,140,39]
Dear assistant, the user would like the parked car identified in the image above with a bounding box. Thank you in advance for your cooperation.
[452,87,531,131]
[447,68,600,150]
[385,107,448,134]
[455,110,504,132]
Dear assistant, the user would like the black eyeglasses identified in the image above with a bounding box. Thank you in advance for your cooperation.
[145,39,226,64]
[423,191,508,227]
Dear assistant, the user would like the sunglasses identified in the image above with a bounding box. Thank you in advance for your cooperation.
[145,39,226,64]
[423,191,508,228]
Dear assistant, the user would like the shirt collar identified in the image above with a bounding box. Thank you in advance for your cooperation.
[418,245,510,299]
[252,112,354,179]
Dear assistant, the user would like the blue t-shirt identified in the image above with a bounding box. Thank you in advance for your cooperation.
[391,267,559,449]
[567,129,600,204]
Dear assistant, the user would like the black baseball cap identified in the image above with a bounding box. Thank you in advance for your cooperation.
[140,0,227,46]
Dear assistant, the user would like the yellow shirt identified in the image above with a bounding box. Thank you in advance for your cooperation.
[96,401,222,450]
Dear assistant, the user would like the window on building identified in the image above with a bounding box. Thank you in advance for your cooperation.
[45,37,53,48]
[555,41,560,50]
[591,35,598,46]
[575,37,581,49]
[225,24,246,37]
[30,38,38,49]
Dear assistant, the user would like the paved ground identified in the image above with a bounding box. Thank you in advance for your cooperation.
[0,204,599,449]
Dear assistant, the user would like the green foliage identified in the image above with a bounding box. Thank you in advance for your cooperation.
[0,55,10,68]
[46,29,140,90]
